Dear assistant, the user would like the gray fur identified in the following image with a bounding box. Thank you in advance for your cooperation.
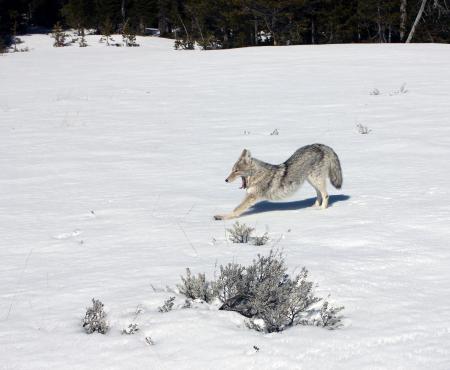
[214,144,343,220]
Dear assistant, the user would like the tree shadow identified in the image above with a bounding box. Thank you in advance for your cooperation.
[242,194,351,216]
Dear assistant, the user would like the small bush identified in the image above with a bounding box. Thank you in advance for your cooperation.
[174,37,195,50]
[82,298,109,334]
[369,88,380,95]
[253,233,269,246]
[391,83,408,95]
[198,35,222,50]
[177,268,214,302]
[122,323,139,335]
[315,300,344,329]
[158,296,175,312]
[356,123,371,134]
[270,128,279,135]
[227,222,254,243]
[122,19,139,47]
[182,299,192,309]
[79,29,88,47]
[51,22,67,47]
[145,336,155,345]
[180,251,344,333]
[100,17,114,46]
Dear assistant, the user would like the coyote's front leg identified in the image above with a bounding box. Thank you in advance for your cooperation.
[214,194,257,220]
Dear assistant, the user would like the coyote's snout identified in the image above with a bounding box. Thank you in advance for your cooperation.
[214,144,342,220]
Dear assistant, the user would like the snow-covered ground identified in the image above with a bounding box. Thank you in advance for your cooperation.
[1,34,450,369]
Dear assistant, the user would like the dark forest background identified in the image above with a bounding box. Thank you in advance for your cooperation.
[1,0,449,51]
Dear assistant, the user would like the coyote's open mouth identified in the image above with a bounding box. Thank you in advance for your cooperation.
[240,176,247,189]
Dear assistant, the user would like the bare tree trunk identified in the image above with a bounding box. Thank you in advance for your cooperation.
[121,0,126,22]
[177,13,189,39]
[406,0,427,43]
[254,19,258,45]
[311,18,315,44]
[376,4,386,42]
[219,27,227,45]
[193,16,205,46]
[400,0,407,41]
[271,16,278,46]
[158,0,168,36]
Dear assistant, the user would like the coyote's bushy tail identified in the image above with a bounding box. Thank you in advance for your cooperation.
[329,150,343,189]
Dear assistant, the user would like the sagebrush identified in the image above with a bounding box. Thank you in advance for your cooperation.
[227,222,254,243]
[178,250,344,333]
[177,268,214,302]
[158,296,175,312]
[82,298,109,334]
[253,233,269,246]
[227,222,269,246]
[122,323,139,335]
[356,123,371,134]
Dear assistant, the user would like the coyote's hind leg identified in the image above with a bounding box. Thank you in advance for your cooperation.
[307,176,328,209]
[307,179,322,207]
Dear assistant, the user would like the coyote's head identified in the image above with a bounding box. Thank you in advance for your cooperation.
[225,149,252,189]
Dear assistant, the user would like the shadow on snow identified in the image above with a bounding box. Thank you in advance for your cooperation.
[243,194,351,216]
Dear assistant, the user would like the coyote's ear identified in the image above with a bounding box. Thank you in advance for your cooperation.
[240,149,251,160]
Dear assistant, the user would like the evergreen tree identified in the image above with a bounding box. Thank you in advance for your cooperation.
[11,16,18,51]
[100,16,114,45]
[1,0,450,49]
[122,18,138,46]
[79,27,88,46]
[0,37,6,53]
[62,0,95,34]
[0,0,28,50]
[95,0,122,32]
[51,21,67,47]
[129,0,158,34]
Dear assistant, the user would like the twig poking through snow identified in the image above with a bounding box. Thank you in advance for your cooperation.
[270,128,279,135]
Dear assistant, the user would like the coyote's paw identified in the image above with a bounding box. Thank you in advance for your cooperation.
[214,214,234,221]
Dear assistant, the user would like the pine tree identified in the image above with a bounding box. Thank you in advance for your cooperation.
[1,0,449,49]
[100,17,114,46]
[11,18,18,52]
[0,37,6,54]
[51,22,67,47]
[96,0,122,32]
[122,19,138,46]
[62,0,97,36]
[79,28,88,47]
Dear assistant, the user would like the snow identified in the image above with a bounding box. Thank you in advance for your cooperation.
[1,34,450,369]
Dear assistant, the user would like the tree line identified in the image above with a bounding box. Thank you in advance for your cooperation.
[1,0,449,51]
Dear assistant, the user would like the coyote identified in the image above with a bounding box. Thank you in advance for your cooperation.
[214,144,342,220]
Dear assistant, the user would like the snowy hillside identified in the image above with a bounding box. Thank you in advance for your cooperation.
[1,34,450,369]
